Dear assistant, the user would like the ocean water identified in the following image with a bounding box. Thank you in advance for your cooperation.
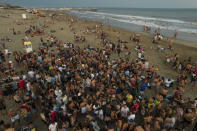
[68,8,197,42]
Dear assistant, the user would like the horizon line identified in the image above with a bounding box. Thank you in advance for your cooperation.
[1,2,197,9]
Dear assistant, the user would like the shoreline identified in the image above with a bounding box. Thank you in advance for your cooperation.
[66,8,197,43]
[55,9,197,48]
[63,9,197,49]
[1,2,197,47]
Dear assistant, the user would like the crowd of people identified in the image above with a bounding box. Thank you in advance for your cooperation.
[25,24,45,37]
[165,54,197,87]
[0,16,197,131]
[74,35,86,43]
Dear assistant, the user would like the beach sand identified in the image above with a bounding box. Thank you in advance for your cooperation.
[0,8,197,130]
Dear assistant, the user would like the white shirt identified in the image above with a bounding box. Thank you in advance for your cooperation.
[194,100,197,107]
[5,49,8,55]
[165,117,176,128]
[171,117,176,127]
[49,123,57,131]
[98,109,104,120]
[166,58,170,63]
[25,36,29,41]
[58,67,63,72]
[81,106,87,114]
[138,53,142,59]
[56,97,62,104]
[26,82,31,91]
[36,74,40,79]
[121,106,129,117]
[64,44,69,48]
[55,90,62,97]
[128,114,135,121]
[145,62,149,69]
[91,73,95,79]
[61,105,66,112]
[12,76,19,81]
[165,80,171,87]
[165,79,174,87]
[28,71,34,78]
[23,75,27,80]
[91,121,100,131]
[85,78,91,87]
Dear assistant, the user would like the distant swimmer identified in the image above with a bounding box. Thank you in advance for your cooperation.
[174,29,178,38]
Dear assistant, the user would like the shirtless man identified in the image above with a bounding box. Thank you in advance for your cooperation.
[174,30,178,38]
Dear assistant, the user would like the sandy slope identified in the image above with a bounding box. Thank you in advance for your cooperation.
[0,8,196,130]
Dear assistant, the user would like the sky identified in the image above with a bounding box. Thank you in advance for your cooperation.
[1,0,197,8]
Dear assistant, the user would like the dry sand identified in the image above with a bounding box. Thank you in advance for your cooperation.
[0,8,196,130]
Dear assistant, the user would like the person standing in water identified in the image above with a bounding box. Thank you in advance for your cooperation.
[174,29,178,38]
